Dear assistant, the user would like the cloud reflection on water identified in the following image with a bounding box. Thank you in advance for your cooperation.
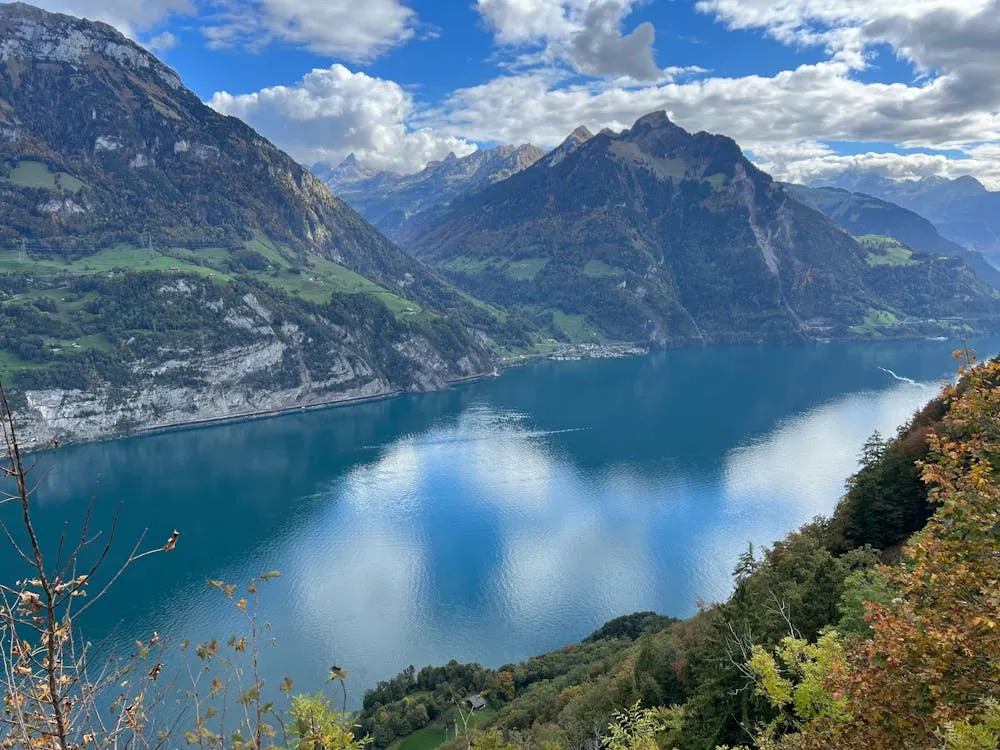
[270,376,940,697]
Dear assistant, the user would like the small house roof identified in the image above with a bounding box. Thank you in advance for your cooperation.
[465,695,486,709]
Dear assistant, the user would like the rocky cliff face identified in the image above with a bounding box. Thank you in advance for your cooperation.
[11,274,493,448]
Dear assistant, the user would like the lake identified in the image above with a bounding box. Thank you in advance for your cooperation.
[7,338,996,706]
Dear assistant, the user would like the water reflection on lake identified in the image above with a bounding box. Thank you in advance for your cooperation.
[9,339,993,703]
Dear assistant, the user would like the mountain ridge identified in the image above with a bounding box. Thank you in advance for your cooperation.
[404,112,1000,345]
[317,143,547,242]
[784,183,1000,289]
[815,172,1000,259]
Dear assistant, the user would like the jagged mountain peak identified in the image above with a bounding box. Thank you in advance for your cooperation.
[320,143,547,239]
[540,109,752,190]
[313,153,394,185]
[545,126,595,168]
[630,110,673,129]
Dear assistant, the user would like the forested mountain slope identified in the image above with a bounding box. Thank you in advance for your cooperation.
[0,2,521,446]
[817,172,1000,260]
[406,112,1000,346]
[784,183,1000,289]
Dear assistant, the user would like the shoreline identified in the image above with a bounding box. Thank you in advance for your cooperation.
[51,369,508,450]
[17,334,979,452]
[60,344,648,449]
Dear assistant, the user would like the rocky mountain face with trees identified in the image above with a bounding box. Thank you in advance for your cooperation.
[784,183,1000,289]
[404,112,1000,346]
[0,2,507,447]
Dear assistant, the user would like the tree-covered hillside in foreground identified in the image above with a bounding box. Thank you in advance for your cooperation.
[4,350,997,749]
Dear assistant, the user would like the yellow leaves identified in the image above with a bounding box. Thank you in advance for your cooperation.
[207,580,238,598]
[749,646,794,707]
[236,598,247,611]
[210,676,225,697]
[792,354,1000,747]
[748,632,847,727]
[195,638,218,660]
[604,701,675,750]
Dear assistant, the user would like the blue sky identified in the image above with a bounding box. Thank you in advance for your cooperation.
[13,0,1000,185]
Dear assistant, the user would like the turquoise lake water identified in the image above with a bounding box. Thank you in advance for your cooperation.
[7,338,997,705]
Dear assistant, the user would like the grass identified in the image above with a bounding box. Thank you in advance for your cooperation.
[0,351,48,374]
[249,256,423,317]
[1,160,86,193]
[858,235,920,267]
[504,258,549,281]
[705,172,728,189]
[396,728,446,750]
[165,246,234,266]
[850,307,904,336]
[440,256,497,275]
[864,309,901,327]
[552,310,605,343]
[0,234,424,321]
[393,706,497,750]
[245,232,291,268]
[72,333,113,352]
[583,260,624,278]
[0,245,228,279]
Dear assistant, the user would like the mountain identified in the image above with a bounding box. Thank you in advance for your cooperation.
[784,183,1000,289]
[815,173,1000,259]
[405,111,1000,346]
[318,143,546,241]
[311,153,393,186]
[0,2,510,447]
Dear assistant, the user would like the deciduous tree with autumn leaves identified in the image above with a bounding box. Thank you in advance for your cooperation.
[747,353,1000,749]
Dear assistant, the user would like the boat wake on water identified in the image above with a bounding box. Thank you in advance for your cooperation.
[878,367,928,388]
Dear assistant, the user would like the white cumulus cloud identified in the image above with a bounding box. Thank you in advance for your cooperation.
[208,64,475,174]
[201,0,418,61]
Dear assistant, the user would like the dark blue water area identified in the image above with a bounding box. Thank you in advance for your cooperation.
[3,338,995,709]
